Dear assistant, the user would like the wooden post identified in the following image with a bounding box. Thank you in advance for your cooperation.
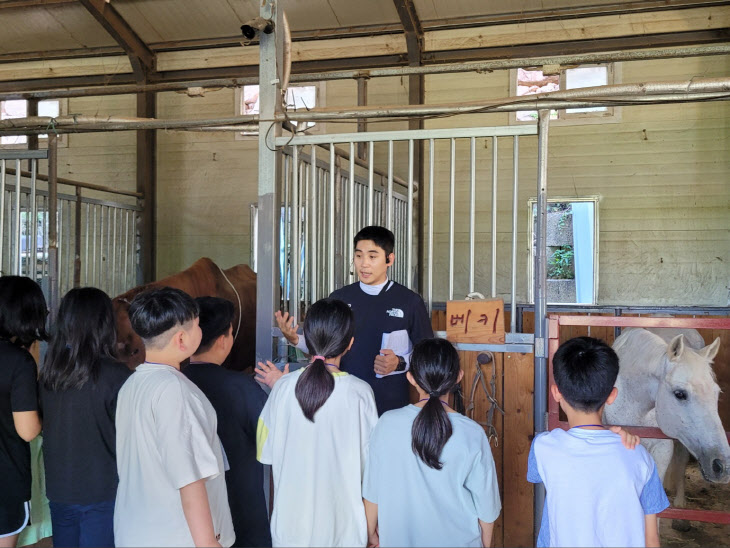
[356,78,368,161]
[136,91,156,283]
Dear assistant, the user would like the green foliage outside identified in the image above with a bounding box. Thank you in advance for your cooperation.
[548,245,575,279]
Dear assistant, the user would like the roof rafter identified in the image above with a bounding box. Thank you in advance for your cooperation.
[392,0,423,66]
[78,0,154,81]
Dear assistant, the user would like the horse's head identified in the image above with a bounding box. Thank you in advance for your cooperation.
[112,295,145,370]
[655,334,730,483]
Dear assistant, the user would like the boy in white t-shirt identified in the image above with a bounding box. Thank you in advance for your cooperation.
[528,336,669,548]
[114,287,234,547]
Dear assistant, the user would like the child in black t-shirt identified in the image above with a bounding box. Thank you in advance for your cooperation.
[0,276,47,547]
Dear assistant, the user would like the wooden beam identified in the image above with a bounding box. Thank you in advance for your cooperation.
[79,0,154,80]
[136,91,156,283]
[0,0,74,8]
[392,0,423,65]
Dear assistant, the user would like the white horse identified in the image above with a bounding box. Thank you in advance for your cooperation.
[604,327,730,526]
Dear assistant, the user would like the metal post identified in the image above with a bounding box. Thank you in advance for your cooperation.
[387,140,393,230]
[0,160,5,274]
[282,155,290,310]
[48,134,59,314]
[13,160,21,275]
[448,138,455,301]
[510,136,519,334]
[534,109,551,542]
[84,203,90,285]
[367,141,374,225]
[123,210,130,290]
[406,139,414,289]
[491,136,498,298]
[92,205,98,287]
[74,187,82,288]
[291,146,301,324]
[30,159,38,280]
[310,145,317,303]
[348,141,355,284]
[329,143,335,294]
[427,139,434,313]
[255,0,283,364]
[469,136,476,293]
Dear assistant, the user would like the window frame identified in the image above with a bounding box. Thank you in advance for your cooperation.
[526,195,600,305]
[0,98,68,148]
[234,81,326,140]
[509,63,621,127]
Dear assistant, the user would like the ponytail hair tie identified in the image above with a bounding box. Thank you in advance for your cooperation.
[312,355,326,362]
[429,391,439,398]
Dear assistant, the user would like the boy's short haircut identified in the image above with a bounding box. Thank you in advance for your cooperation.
[553,336,619,412]
[129,287,199,350]
[194,296,235,354]
[354,226,395,257]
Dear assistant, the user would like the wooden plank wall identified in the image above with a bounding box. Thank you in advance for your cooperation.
[432,310,534,548]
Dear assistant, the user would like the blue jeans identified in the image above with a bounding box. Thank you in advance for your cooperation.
[49,499,115,548]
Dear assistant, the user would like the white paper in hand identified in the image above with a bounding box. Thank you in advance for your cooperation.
[377,329,412,378]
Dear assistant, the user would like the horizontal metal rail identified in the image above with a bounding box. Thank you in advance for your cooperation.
[0,150,48,160]
[6,184,141,211]
[4,166,142,198]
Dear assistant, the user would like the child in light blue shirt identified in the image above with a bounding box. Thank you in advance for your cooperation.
[528,336,669,547]
[363,338,500,547]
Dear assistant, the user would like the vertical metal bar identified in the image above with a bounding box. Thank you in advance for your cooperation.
[41,196,47,280]
[13,160,21,275]
[491,135,498,298]
[84,203,90,285]
[406,139,414,289]
[0,160,5,274]
[302,159,309,307]
[74,187,82,288]
[534,109,551,540]
[329,143,336,294]
[282,155,290,310]
[510,136,519,334]
[106,206,111,293]
[92,205,98,287]
[58,199,64,292]
[448,138,455,301]
[98,206,105,290]
[112,207,118,294]
[367,141,374,225]
[386,140,393,230]
[291,146,301,324]
[469,136,476,293]
[427,139,434,313]
[348,141,355,284]
[310,145,317,302]
[47,134,59,313]
[124,210,130,291]
[30,160,38,281]
[23,192,30,277]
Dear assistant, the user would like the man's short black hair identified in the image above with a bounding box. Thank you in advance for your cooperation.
[129,287,198,348]
[195,296,235,354]
[553,336,619,412]
[354,226,395,257]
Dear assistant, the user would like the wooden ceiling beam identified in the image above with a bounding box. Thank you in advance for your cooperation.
[0,0,74,8]
[78,0,154,81]
[392,0,423,65]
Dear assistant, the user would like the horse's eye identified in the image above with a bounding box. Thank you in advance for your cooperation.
[674,389,688,401]
[131,348,140,356]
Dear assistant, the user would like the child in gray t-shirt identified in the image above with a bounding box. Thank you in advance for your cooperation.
[363,338,501,548]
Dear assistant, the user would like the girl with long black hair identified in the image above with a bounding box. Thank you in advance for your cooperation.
[39,287,131,547]
[256,298,378,547]
[363,338,501,547]
[0,276,47,548]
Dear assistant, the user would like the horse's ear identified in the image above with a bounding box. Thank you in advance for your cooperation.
[668,334,685,361]
[700,337,721,362]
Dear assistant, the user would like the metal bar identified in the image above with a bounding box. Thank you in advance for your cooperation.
[427,139,434,313]
[13,160,21,275]
[302,163,309,305]
[0,150,49,160]
[84,202,90,285]
[367,141,374,225]
[448,138,455,301]
[99,206,105,290]
[555,315,730,330]
[92,205,97,287]
[406,139,414,289]
[278,125,538,146]
[48,134,60,315]
[310,145,317,303]
[4,44,729,102]
[659,508,730,525]
[74,187,82,288]
[0,160,5,274]
[291,146,301,324]
[123,210,129,291]
[534,109,551,542]
[329,143,336,294]
[387,140,394,230]
[510,136,519,334]
[282,155,290,310]
[469,136,476,293]
[112,207,118,294]
[491,136,498,297]
[348,141,355,284]
[2,167,141,198]
[29,159,38,281]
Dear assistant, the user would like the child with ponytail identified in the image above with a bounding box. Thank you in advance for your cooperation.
[256,298,378,547]
[363,338,501,548]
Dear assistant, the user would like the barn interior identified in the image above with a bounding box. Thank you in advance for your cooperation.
[0,0,729,546]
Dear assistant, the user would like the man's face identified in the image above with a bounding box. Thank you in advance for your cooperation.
[353,239,393,286]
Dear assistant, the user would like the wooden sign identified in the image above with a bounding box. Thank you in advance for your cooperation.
[446,298,505,344]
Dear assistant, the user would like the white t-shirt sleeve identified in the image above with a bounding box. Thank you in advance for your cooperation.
[359,388,379,481]
[464,429,502,524]
[257,383,277,465]
[155,379,222,490]
[293,334,309,354]
[362,421,381,504]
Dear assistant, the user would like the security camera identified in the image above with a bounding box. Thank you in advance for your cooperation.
[241,17,274,41]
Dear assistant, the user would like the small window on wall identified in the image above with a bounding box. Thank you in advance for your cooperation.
[528,198,599,305]
[511,64,619,125]
[1,99,65,146]
[236,83,323,138]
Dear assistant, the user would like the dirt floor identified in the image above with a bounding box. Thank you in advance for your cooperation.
[661,460,730,547]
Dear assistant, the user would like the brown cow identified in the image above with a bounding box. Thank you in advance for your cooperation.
[113,257,256,371]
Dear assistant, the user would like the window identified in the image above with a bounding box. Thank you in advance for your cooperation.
[236,83,323,137]
[511,64,619,125]
[1,99,64,146]
[528,198,599,304]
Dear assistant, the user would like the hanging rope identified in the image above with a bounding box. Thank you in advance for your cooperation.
[466,351,505,447]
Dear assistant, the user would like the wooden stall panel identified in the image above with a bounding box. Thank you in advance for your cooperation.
[503,352,534,548]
